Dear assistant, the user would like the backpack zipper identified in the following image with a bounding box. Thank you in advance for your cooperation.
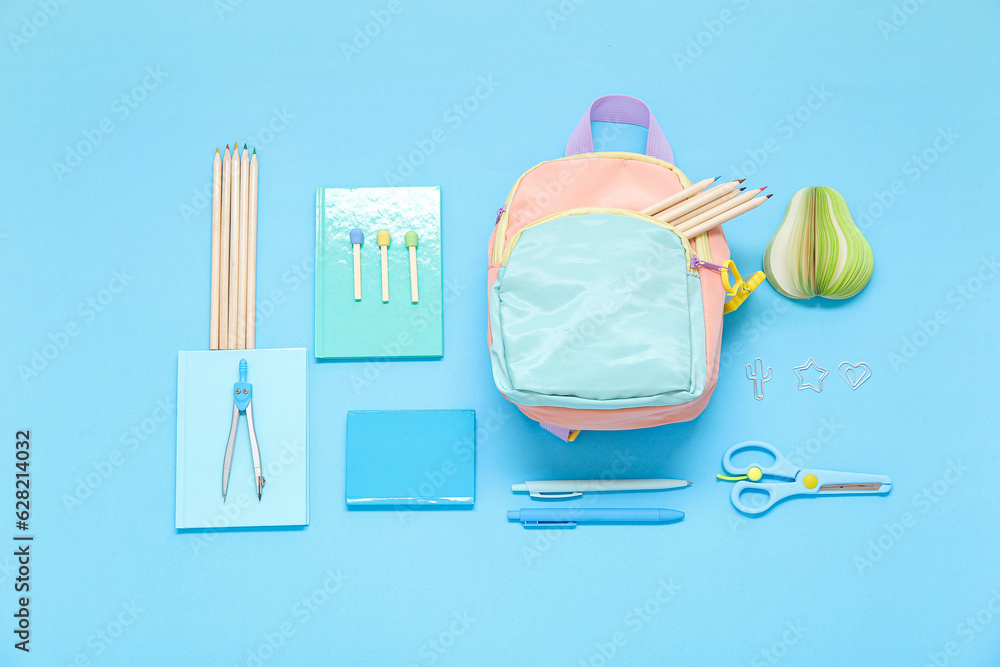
[501,207,695,270]
[492,152,714,264]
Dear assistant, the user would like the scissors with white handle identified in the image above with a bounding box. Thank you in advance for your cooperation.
[718,441,891,515]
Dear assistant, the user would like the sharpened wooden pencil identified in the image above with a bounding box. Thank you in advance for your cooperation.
[640,176,718,216]
[227,141,240,349]
[246,148,258,349]
[654,179,744,225]
[669,189,741,227]
[210,148,222,349]
[683,194,772,239]
[236,144,249,349]
[219,145,232,349]
[676,187,767,232]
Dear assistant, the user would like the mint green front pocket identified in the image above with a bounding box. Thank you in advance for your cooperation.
[489,211,707,409]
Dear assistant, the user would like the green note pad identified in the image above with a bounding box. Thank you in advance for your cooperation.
[176,348,309,529]
[316,187,442,359]
[345,410,475,507]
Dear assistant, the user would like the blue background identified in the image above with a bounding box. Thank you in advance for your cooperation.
[1,1,998,665]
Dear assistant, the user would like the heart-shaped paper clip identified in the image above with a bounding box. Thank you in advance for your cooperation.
[838,362,871,389]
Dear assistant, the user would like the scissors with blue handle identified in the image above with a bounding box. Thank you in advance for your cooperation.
[719,441,891,515]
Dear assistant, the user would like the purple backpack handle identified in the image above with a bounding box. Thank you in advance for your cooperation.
[565,95,674,164]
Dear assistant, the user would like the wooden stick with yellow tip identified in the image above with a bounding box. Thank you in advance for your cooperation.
[377,230,390,303]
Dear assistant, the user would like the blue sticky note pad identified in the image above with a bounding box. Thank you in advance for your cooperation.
[176,348,309,529]
[346,410,475,507]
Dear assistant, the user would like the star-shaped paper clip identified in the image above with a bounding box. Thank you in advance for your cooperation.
[793,357,828,392]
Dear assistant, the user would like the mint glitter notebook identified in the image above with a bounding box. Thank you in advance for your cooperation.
[315,186,442,359]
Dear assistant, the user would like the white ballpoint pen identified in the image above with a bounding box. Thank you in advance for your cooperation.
[512,479,691,499]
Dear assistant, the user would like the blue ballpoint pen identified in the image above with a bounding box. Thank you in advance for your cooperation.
[507,508,684,527]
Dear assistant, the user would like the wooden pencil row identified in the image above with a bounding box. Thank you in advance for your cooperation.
[640,176,772,239]
[210,144,258,350]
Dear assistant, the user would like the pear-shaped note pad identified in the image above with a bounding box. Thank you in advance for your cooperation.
[763,186,873,300]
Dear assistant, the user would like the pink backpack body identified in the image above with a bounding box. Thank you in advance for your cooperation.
[487,96,761,440]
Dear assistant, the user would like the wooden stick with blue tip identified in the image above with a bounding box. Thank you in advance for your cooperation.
[350,228,363,300]
[405,231,418,303]
[377,230,390,302]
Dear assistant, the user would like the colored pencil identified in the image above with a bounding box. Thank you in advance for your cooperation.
[237,144,249,349]
[227,141,240,349]
[246,148,258,349]
[219,145,232,349]
[640,176,718,216]
[210,148,222,350]
[683,194,772,239]
[654,179,743,225]
[669,189,741,228]
[675,187,767,232]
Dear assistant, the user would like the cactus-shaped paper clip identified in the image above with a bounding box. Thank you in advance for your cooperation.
[746,357,772,401]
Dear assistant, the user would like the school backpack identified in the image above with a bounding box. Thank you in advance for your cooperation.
[486,95,764,441]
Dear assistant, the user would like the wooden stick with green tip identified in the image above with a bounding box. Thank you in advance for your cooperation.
[405,231,418,303]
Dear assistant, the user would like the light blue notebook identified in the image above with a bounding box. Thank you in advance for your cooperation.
[346,410,475,507]
[176,348,309,528]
